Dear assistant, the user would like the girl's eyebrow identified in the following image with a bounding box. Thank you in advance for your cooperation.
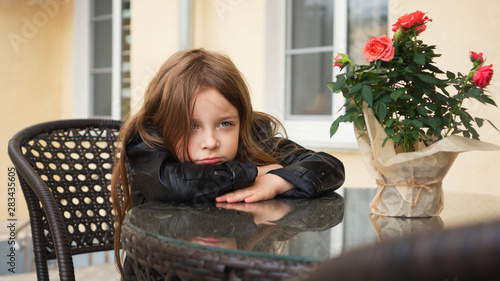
[191,113,239,123]
[220,114,239,124]
[220,112,239,119]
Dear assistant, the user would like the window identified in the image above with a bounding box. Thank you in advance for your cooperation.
[286,0,334,117]
[74,0,131,119]
[265,0,387,149]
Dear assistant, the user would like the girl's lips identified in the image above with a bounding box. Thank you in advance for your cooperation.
[198,157,223,165]
[197,237,224,245]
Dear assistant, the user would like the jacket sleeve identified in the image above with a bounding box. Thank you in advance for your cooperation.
[267,138,345,198]
[126,137,258,205]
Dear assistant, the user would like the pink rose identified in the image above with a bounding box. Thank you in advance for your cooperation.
[473,64,494,89]
[333,54,343,67]
[470,51,484,64]
[392,10,432,35]
[362,35,395,63]
[332,53,352,68]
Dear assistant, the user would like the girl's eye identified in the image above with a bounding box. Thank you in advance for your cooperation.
[219,121,232,128]
[191,124,199,130]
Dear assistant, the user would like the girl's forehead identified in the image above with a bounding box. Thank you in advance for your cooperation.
[192,87,239,119]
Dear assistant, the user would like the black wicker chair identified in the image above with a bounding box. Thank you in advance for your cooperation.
[8,119,122,281]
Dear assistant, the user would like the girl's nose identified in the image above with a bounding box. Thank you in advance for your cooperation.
[202,130,219,150]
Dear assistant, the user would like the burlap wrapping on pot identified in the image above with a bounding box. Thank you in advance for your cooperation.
[356,104,499,217]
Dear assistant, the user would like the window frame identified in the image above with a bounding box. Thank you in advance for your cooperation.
[73,0,125,120]
[264,0,356,149]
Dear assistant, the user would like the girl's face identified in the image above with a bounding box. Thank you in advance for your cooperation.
[177,87,240,164]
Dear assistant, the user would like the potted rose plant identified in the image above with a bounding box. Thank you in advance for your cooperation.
[328,11,499,217]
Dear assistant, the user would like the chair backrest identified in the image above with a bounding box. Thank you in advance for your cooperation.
[8,119,122,281]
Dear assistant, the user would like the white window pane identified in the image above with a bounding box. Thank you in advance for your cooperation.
[290,52,332,116]
[291,0,334,49]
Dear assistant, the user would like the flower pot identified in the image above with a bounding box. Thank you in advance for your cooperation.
[367,151,455,217]
[356,105,499,217]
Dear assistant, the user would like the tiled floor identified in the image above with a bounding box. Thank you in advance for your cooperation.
[0,263,120,281]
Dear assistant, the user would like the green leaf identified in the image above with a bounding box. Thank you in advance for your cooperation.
[426,64,444,74]
[466,88,483,98]
[380,95,393,103]
[463,121,479,138]
[348,83,363,94]
[382,136,390,147]
[362,79,383,85]
[413,53,426,65]
[326,82,336,93]
[423,117,438,129]
[416,106,428,116]
[401,119,411,125]
[385,127,395,135]
[361,85,374,107]
[412,120,424,128]
[376,102,387,122]
[390,89,403,101]
[326,75,346,93]
[415,73,439,84]
[353,116,365,131]
[330,118,341,137]
[482,96,497,106]
[330,110,357,137]
[486,119,500,132]
[426,103,438,111]
[475,118,484,127]
[392,134,401,143]
[446,71,456,79]
[400,93,412,100]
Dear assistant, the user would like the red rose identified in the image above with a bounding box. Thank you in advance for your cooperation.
[362,35,395,63]
[392,10,432,35]
[473,64,494,89]
[470,51,484,64]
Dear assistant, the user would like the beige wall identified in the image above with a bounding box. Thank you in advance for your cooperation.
[192,0,267,110]
[129,0,180,111]
[1,0,74,221]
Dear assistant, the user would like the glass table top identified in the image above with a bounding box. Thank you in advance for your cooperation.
[124,187,500,263]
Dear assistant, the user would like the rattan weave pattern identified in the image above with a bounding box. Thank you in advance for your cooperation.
[121,223,315,281]
[8,119,122,281]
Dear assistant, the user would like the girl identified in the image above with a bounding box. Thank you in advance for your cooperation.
[111,48,345,279]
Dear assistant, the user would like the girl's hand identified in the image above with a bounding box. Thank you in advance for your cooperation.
[216,200,292,225]
[215,169,293,203]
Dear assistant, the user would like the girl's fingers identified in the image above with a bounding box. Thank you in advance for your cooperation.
[216,189,250,203]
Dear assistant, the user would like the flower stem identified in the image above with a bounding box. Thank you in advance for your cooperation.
[444,69,475,137]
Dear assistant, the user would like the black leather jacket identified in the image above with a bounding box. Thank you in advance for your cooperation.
[126,123,345,205]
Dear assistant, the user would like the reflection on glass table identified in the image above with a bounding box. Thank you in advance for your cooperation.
[125,190,345,263]
[122,187,500,281]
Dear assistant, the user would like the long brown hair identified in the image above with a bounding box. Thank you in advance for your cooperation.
[111,48,289,277]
